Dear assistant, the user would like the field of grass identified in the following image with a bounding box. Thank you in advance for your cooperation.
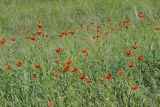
[0,0,160,107]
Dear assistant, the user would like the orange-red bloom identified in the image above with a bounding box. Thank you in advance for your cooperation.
[35,63,41,68]
[5,64,11,71]
[62,68,67,73]
[55,57,60,63]
[16,60,22,67]
[81,48,87,53]
[128,62,134,68]
[52,72,58,77]
[37,23,43,28]
[136,54,143,60]
[79,74,85,79]
[131,84,138,90]
[0,38,5,44]
[11,37,15,42]
[47,101,53,107]
[30,35,36,40]
[70,66,78,72]
[125,50,131,56]
[37,30,43,34]
[154,26,160,30]
[92,34,99,39]
[132,44,138,49]
[55,48,61,53]
[106,73,111,79]
[66,59,71,65]
[32,73,37,78]
[117,70,123,75]
[100,77,104,81]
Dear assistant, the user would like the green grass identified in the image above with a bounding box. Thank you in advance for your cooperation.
[0,0,160,107]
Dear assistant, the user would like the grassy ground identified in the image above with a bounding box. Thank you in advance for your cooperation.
[0,0,160,107]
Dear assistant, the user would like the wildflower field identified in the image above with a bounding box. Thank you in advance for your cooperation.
[0,0,160,107]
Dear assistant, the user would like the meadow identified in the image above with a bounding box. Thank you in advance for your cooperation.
[0,0,160,107]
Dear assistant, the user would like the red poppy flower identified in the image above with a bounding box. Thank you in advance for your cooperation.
[37,30,43,34]
[92,35,99,39]
[136,54,143,60]
[73,66,78,71]
[64,64,70,69]
[92,35,96,39]
[16,60,22,67]
[5,64,11,71]
[100,77,104,81]
[52,72,58,77]
[132,44,138,49]
[70,66,78,72]
[35,63,41,68]
[62,30,67,35]
[32,73,37,78]
[55,48,61,53]
[0,38,5,44]
[55,57,60,63]
[106,18,111,21]
[81,48,87,53]
[66,59,71,65]
[79,74,85,79]
[62,68,67,73]
[117,70,123,75]
[131,84,138,90]
[154,26,160,30]
[70,68,75,72]
[11,37,15,42]
[30,35,36,40]
[128,62,134,68]
[47,101,53,107]
[106,73,111,79]
[37,23,43,28]
[125,50,131,56]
